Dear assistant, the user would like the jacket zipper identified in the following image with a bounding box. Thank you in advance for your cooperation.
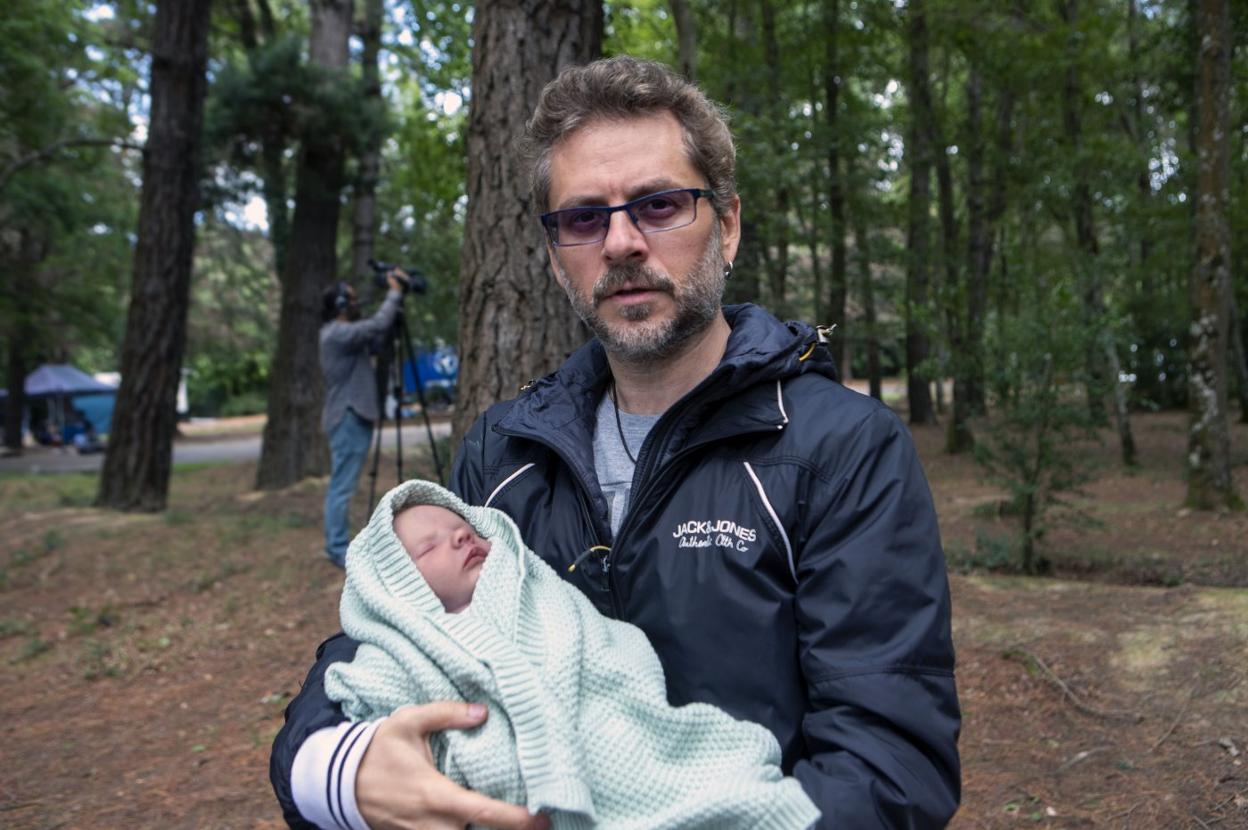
[493,428,620,616]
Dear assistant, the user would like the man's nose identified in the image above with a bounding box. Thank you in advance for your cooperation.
[601,208,648,263]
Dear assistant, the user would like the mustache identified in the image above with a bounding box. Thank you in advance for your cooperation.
[592,264,675,304]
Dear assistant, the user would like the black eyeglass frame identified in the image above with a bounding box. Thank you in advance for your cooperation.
[540,187,716,248]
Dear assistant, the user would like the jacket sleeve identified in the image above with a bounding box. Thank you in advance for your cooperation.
[792,408,961,828]
[270,633,362,828]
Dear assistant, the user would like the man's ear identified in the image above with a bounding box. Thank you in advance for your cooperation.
[719,195,742,264]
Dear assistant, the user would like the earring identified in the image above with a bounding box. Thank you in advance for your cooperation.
[723,261,734,280]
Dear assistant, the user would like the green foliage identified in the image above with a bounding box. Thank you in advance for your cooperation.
[371,79,468,346]
[1,2,140,377]
[186,218,279,416]
[974,273,1101,574]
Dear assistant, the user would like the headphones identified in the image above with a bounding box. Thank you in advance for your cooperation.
[333,282,351,312]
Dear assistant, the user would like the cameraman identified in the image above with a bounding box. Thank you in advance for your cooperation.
[319,270,405,568]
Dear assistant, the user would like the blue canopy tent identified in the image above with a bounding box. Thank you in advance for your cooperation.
[0,364,118,440]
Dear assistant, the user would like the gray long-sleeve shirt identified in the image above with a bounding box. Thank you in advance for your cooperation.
[320,289,403,433]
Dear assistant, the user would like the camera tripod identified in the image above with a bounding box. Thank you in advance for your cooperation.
[367,307,446,506]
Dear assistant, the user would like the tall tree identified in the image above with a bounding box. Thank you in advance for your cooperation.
[668,0,697,81]
[451,0,602,445]
[97,0,213,511]
[903,0,937,425]
[758,0,792,318]
[255,0,354,489]
[350,0,384,282]
[823,0,849,377]
[947,65,983,453]
[227,0,296,280]
[1058,0,1136,466]
[1185,0,1239,509]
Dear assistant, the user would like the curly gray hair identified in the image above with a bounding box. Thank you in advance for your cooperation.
[523,56,737,217]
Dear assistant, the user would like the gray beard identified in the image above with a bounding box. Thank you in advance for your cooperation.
[557,230,726,365]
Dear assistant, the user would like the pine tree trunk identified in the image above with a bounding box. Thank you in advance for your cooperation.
[760,0,790,318]
[960,64,988,429]
[852,204,882,400]
[668,0,697,82]
[255,0,353,490]
[824,0,848,378]
[904,0,936,425]
[935,67,968,452]
[721,1,763,307]
[350,0,383,282]
[1186,0,1240,509]
[1229,293,1248,422]
[4,327,28,453]
[451,0,602,447]
[96,0,212,512]
[3,232,45,454]
[975,84,1015,414]
[1059,0,1135,465]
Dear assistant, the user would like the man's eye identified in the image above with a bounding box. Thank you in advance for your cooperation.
[563,210,601,231]
[637,196,679,219]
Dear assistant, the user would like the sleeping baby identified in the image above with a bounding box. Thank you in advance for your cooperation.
[324,479,819,830]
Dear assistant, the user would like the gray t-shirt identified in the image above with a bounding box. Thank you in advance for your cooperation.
[592,392,659,536]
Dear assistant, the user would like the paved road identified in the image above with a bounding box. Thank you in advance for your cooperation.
[0,420,453,476]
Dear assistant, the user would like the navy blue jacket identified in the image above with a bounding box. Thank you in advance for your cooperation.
[271,304,961,828]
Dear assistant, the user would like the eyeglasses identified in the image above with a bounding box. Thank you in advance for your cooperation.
[540,188,715,247]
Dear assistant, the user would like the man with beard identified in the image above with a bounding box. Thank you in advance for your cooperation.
[273,57,960,830]
[320,272,405,568]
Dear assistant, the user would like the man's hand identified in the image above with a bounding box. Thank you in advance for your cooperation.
[386,270,406,294]
[356,702,550,830]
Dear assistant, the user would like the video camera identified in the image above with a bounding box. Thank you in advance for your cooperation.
[369,258,428,296]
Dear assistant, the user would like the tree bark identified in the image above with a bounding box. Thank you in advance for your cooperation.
[451,0,602,447]
[96,0,212,511]
[904,0,936,425]
[1185,0,1240,508]
[759,0,791,318]
[350,0,383,282]
[255,0,353,490]
[1059,0,1135,465]
[823,0,848,378]
[721,0,763,306]
[948,66,985,454]
[4,316,33,453]
[668,0,697,82]
[851,198,881,401]
[1228,293,1248,422]
[1126,0,1153,274]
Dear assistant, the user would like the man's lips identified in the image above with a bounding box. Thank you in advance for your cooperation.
[601,284,665,304]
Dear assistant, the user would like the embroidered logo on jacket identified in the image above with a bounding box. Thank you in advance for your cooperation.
[672,519,757,552]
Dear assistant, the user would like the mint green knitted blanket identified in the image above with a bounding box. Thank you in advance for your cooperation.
[324,480,819,830]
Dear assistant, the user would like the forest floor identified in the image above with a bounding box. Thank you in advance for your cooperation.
[0,409,1246,829]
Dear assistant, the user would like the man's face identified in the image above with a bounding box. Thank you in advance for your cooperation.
[544,112,740,363]
[343,286,361,321]
[393,504,491,613]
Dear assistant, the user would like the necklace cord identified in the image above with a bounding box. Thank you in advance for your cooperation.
[610,381,638,466]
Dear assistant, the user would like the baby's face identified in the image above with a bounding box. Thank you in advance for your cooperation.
[393,504,491,613]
